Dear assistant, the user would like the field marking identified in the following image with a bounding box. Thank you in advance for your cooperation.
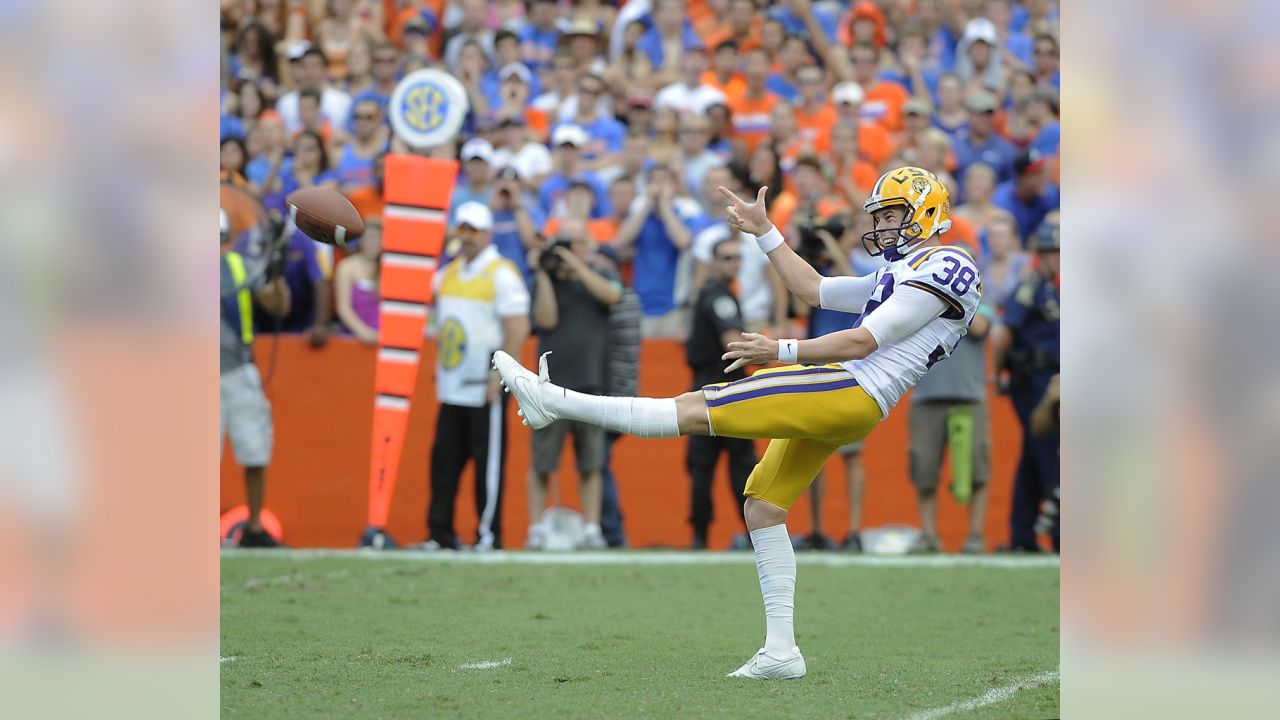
[903,669,1060,720]
[220,656,237,663]
[459,658,513,670]
[222,549,1059,569]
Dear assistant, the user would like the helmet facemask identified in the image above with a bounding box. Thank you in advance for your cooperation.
[861,202,935,262]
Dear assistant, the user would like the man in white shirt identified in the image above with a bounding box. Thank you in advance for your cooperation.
[276,47,352,135]
[655,49,728,116]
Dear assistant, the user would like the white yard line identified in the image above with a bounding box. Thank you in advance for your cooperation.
[903,669,1060,720]
[222,548,1059,569]
[459,658,513,670]
[220,656,237,663]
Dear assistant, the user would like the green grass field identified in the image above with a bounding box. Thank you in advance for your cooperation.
[221,552,1059,720]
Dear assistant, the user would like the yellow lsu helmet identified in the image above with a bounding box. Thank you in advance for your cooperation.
[861,166,952,261]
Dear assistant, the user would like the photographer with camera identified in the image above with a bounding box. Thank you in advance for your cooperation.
[793,212,877,551]
[526,219,624,550]
[220,208,291,547]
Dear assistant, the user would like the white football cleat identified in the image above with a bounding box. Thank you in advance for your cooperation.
[727,647,806,679]
[492,351,559,430]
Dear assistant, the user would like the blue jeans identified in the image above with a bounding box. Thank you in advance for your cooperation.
[599,433,628,547]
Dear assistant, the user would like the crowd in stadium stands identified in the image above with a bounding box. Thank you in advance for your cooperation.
[220,0,1061,553]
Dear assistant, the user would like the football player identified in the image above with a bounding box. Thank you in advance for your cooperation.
[494,167,982,679]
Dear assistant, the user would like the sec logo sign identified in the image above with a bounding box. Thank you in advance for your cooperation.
[388,69,469,149]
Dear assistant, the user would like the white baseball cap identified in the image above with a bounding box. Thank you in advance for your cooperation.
[551,124,589,148]
[455,201,493,231]
[460,138,494,164]
[499,62,532,84]
[831,82,865,106]
[963,18,999,46]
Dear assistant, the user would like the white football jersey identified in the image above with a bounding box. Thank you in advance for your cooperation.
[824,245,983,417]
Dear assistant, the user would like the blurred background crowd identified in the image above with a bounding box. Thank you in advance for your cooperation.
[219,0,1061,553]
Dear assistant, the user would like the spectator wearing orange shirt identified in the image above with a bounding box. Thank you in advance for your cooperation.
[837,0,888,49]
[826,122,879,209]
[702,40,747,98]
[831,82,896,167]
[743,144,796,235]
[766,102,808,177]
[726,47,780,155]
[704,0,762,55]
[793,65,837,154]
[220,136,251,189]
[787,156,850,239]
[759,17,787,65]
[846,43,908,133]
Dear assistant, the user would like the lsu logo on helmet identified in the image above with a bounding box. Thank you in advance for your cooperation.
[862,166,952,261]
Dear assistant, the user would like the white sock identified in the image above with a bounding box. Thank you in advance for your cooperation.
[547,389,680,438]
[749,524,797,653]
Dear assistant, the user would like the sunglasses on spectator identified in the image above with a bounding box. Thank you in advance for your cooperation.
[374,56,397,64]
[716,254,742,261]
[356,113,379,121]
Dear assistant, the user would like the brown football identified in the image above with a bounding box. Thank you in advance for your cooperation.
[286,186,365,247]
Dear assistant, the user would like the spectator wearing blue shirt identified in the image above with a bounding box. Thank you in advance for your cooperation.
[614,164,698,336]
[450,139,497,224]
[764,34,810,102]
[489,166,545,289]
[985,0,1034,66]
[333,98,389,194]
[1033,33,1061,90]
[637,0,703,71]
[992,152,1060,245]
[917,0,959,72]
[879,23,942,101]
[519,0,562,73]
[952,90,1019,184]
[932,73,970,141]
[1028,89,1060,159]
[483,30,521,110]
[539,125,611,220]
[768,1,838,41]
[552,74,627,165]
[345,42,402,132]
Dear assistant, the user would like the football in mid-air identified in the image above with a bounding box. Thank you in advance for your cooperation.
[286,186,365,247]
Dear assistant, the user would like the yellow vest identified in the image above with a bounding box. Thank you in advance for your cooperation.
[434,248,520,407]
[224,251,254,345]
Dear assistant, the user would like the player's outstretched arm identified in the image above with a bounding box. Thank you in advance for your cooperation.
[718,186,826,306]
[721,285,948,371]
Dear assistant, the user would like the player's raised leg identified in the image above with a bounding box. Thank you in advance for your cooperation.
[492,351,710,437]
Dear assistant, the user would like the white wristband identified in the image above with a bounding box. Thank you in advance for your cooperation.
[755,226,784,253]
[777,338,799,364]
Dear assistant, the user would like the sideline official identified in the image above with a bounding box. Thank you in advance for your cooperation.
[685,233,757,549]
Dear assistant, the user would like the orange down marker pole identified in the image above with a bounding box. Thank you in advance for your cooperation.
[364,154,457,539]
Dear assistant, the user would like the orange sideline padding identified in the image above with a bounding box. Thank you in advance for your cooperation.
[222,337,1026,550]
[383,156,458,209]
[383,214,447,256]
[365,154,456,530]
